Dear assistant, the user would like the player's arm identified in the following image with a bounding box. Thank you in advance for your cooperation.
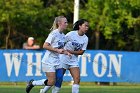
[66,50,85,55]
[63,50,72,57]
[43,32,64,54]
[43,42,64,54]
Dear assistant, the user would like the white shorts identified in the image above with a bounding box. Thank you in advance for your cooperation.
[62,63,79,70]
[42,62,62,72]
[42,55,62,72]
[60,54,79,69]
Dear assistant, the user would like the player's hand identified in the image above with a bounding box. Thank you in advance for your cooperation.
[63,50,72,58]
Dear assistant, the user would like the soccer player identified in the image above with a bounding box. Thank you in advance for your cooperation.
[60,19,89,93]
[26,16,71,93]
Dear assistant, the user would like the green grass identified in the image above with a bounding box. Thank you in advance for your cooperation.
[0,82,140,93]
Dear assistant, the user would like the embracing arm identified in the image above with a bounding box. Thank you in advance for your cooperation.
[67,50,85,55]
[43,42,64,54]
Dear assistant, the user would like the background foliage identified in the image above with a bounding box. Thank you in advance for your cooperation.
[0,0,139,51]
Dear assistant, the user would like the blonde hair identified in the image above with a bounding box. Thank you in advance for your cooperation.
[50,16,65,31]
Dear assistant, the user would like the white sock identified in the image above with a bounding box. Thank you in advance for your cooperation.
[72,84,79,93]
[42,86,52,93]
[32,79,46,86]
[52,86,61,93]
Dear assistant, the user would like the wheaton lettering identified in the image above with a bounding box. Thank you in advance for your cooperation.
[3,52,122,78]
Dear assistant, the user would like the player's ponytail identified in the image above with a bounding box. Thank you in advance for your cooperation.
[50,16,65,31]
[73,19,88,30]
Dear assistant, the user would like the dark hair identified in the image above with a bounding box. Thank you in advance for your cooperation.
[73,19,88,30]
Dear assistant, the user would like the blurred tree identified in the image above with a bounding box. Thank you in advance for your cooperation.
[0,0,139,51]
[80,0,140,51]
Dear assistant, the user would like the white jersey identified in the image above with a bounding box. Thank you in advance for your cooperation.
[42,29,65,65]
[61,31,88,65]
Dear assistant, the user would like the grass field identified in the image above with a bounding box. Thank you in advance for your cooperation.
[0,82,140,93]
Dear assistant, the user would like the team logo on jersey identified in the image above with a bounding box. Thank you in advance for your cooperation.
[72,41,84,51]
[58,42,65,49]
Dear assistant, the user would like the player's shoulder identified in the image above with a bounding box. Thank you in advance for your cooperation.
[83,34,88,42]
[70,30,76,34]
[66,31,76,35]
[50,29,59,35]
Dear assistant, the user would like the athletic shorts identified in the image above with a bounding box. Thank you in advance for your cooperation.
[60,54,79,69]
[62,63,79,70]
[42,62,63,72]
[41,55,63,72]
